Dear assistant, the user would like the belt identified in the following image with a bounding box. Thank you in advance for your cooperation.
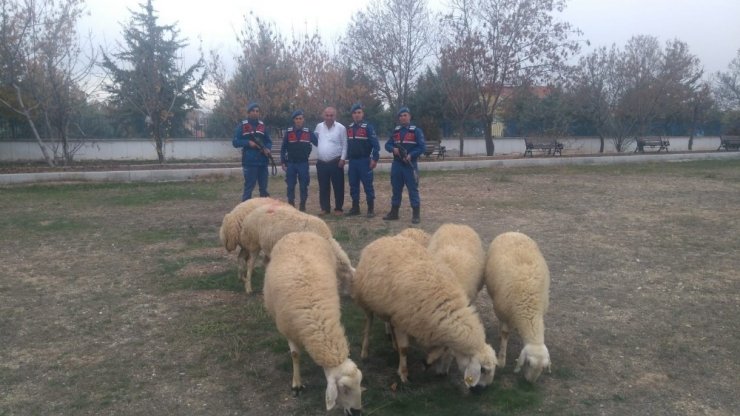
[317,157,341,164]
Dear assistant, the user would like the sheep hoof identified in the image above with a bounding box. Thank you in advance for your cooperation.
[469,385,486,395]
[292,385,305,396]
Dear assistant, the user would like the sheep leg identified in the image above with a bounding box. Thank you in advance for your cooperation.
[244,251,256,294]
[360,310,373,360]
[497,322,509,368]
[237,247,249,283]
[394,329,410,383]
[288,340,305,395]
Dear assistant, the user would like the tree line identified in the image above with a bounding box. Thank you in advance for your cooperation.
[1,0,739,165]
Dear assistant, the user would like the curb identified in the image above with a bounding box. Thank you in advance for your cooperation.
[1,152,739,185]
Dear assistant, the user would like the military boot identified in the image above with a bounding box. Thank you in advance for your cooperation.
[366,200,375,218]
[299,201,306,212]
[346,201,361,216]
[383,205,400,221]
[411,206,420,224]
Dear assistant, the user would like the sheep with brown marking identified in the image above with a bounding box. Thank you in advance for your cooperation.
[264,231,363,415]
[352,235,497,390]
[485,231,551,383]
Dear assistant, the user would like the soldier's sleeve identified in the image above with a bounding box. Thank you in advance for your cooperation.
[280,132,289,164]
[384,134,395,153]
[263,129,272,150]
[232,124,248,148]
[410,127,426,158]
[369,125,381,161]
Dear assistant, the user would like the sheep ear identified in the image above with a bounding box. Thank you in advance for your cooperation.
[464,358,481,387]
[325,379,338,410]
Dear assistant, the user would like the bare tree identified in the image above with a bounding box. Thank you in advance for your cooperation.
[436,54,481,155]
[291,31,376,122]
[713,49,740,134]
[0,0,95,166]
[442,0,581,155]
[713,49,740,111]
[571,36,705,152]
[209,13,297,135]
[341,0,433,109]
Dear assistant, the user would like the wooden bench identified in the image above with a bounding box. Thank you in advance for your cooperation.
[718,135,740,151]
[635,136,669,153]
[523,139,563,157]
[423,141,447,160]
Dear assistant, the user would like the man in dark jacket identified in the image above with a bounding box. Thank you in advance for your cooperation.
[281,110,317,212]
[383,106,425,224]
[345,103,380,217]
[232,102,272,201]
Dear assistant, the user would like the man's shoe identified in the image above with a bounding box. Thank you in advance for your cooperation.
[366,201,375,218]
[319,210,330,216]
[346,202,361,216]
[412,206,420,224]
[332,209,344,216]
[383,205,400,221]
[299,202,306,212]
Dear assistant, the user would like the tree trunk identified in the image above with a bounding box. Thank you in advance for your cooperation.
[484,116,494,156]
[458,117,466,156]
[14,84,55,166]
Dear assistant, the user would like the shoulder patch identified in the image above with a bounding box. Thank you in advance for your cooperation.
[360,123,367,128]
[394,125,401,131]
[287,127,294,132]
[302,127,310,132]
[408,125,416,131]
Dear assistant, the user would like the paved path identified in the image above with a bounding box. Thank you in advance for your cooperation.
[2,152,739,185]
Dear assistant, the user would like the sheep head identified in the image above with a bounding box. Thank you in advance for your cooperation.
[456,344,497,391]
[514,344,550,383]
[325,359,363,415]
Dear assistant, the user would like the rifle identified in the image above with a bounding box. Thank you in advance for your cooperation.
[393,142,410,165]
[248,135,278,176]
[393,143,419,184]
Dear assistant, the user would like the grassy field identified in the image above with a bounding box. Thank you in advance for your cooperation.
[1,160,739,415]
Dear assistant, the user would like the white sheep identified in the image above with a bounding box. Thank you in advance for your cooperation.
[427,223,486,303]
[264,231,363,414]
[239,203,352,294]
[397,227,431,247]
[219,197,288,290]
[484,231,551,383]
[352,235,497,389]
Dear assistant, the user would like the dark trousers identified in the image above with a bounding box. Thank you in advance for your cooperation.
[285,161,310,204]
[390,160,419,207]
[316,159,344,212]
[242,165,269,201]
[348,157,375,203]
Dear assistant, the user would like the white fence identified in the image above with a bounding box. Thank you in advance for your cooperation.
[0,136,725,162]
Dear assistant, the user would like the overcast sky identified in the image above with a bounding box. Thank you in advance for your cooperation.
[81,0,740,76]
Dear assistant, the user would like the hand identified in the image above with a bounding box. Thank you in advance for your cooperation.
[281,164,287,172]
[248,141,257,148]
[405,154,411,163]
[392,148,400,157]
[369,159,377,170]
[262,148,271,157]
[338,160,345,169]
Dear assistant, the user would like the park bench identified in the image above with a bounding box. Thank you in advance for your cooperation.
[717,135,740,151]
[523,138,563,157]
[635,136,669,153]
[423,141,447,160]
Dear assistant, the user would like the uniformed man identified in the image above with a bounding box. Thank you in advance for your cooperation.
[383,106,426,224]
[233,102,272,201]
[281,110,317,212]
[345,103,380,218]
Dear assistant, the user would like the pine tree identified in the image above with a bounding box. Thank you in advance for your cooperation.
[101,0,206,162]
